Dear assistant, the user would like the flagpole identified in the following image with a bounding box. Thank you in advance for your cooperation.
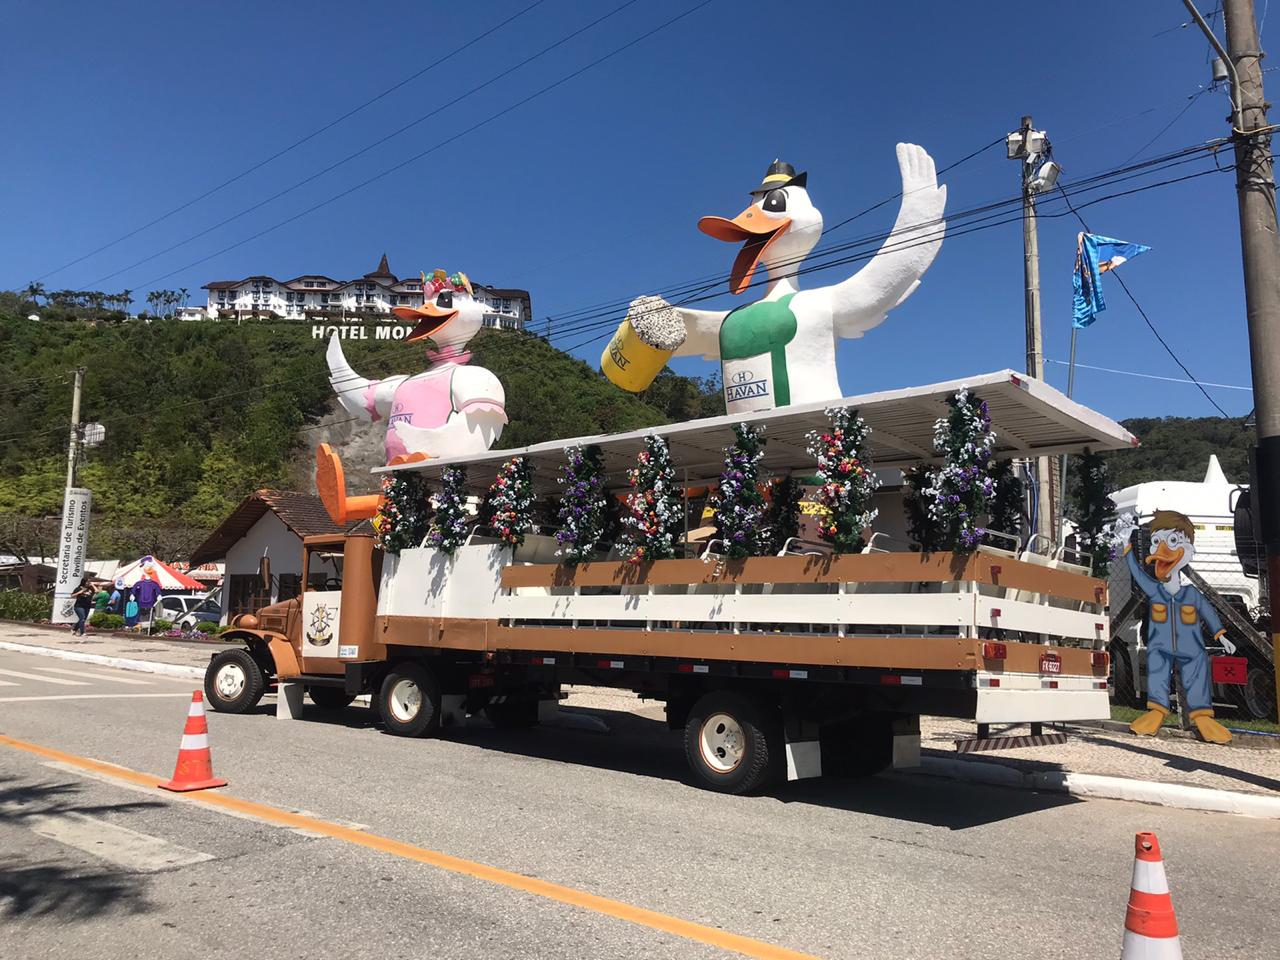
[1066,327,1079,398]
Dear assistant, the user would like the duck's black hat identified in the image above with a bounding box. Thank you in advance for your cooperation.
[750,159,807,195]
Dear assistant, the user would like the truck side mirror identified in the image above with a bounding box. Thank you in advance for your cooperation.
[259,555,271,591]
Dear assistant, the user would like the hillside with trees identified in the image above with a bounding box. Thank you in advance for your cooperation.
[0,293,1257,561]
[0,305,721,560]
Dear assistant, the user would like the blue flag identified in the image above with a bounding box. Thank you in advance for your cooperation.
[1072,232,1151,329]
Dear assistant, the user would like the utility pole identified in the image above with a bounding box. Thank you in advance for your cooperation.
[1222,0,1280,713]
[64,368,83,490]
[51,369,93,624]
[1008,115,1056,547]
[1187,0,1280,710]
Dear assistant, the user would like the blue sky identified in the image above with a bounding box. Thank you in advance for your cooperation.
[1,0,1259,421]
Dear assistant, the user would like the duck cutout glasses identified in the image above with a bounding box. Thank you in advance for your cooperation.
[602,146,947,415]
[1123,510,1233,744]
[327,269,508,467]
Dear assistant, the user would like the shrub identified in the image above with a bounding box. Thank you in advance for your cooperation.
[195,620,219,633]
[152,619,173,631]
[0,590,53,621]
[89,612,126,630]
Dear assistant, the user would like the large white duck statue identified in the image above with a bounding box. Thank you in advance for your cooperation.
[639,145,946,415]
[326,269,507,465]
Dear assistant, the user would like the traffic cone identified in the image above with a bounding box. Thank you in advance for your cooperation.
[1122,832,1182,959]
[159,691,228,792]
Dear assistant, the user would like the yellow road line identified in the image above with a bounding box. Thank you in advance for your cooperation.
[0,733,821,960]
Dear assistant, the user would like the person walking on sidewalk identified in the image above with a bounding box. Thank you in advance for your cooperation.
[70,577,95,636]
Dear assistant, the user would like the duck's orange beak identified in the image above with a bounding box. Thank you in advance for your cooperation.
[393,299,458,343]
[698,206,791,295]
[1147,540,1185,582]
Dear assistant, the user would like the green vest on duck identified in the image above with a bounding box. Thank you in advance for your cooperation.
[718,293,798,413]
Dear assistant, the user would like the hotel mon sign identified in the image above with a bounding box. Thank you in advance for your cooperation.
[311,323,416,341]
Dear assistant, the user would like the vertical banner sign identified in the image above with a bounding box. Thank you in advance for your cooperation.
[51,487,93,624]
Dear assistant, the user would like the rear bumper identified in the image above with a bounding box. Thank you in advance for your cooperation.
[975,687,1110,723]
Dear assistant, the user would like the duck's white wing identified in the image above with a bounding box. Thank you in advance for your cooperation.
[327,333,405,421]
[671,306,729,360]
[813,143,947,340]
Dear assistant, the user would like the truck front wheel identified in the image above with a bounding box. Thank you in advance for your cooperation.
[684,691,778,794]
[378,663,441,737]
[205,649,266,714]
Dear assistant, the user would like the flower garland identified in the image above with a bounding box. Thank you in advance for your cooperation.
[555,444,607,566]
[805,407,879,554]
[483,456,534,548]
[1067,449,1118,577]
[373,472,432,554]
[764,473,802,555]
[619,435,683,565]
[921,388,997,551]
[713,423,768,559]
[427,465,470,556]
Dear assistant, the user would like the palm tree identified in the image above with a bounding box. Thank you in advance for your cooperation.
[24,281,45,306]
[119,289,133,315]
[179,287,189,309]
[145,291,159,316]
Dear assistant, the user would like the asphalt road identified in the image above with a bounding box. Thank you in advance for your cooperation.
[1,646,1277,960]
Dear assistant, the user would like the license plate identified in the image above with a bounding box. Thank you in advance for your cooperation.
[1040,654,1062,674]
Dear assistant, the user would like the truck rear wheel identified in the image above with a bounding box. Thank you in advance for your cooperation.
[684,691,778,794]
[205,649,265,714]
[378,663,441,737]
[308,686,355,711]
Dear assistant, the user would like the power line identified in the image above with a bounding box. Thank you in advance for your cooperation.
[1055,181,1233,417]
[0,143,1233,449]
[522,140,1225,346]
[541,149,1231,349]
[84,0,646,289]
[34,0,549,284]
[1046,359,1252,392]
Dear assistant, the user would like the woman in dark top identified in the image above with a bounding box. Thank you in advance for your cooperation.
[70,577,94,636]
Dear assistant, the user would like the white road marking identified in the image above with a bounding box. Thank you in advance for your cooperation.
[0,668,89,685]
[3,803,214,872]
[35,666,154,685]
[0,678,17,687]
[0,693,195,703]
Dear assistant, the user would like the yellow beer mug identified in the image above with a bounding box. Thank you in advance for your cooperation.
[600,296,685,393]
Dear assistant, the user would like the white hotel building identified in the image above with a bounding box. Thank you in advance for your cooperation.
[200,255,532,330]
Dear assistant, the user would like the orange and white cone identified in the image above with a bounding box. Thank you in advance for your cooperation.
[1122,832,1182,959]
[159,691,228,792]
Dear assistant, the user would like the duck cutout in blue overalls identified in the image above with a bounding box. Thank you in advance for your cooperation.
[1124,509,1232,744]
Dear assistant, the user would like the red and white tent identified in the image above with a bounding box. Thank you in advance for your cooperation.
[112,555,203,591]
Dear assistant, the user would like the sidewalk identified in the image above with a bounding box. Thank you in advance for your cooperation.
[0,620,223,674]
[5,621,1279,814]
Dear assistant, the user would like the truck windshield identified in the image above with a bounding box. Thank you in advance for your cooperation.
[306,550,343,591]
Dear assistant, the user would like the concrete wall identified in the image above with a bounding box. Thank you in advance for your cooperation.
[220,511,304,623]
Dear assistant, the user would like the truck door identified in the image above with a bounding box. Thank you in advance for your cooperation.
[301,546,348,666]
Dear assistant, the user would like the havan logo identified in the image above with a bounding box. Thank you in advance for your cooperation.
[725,371,768,403]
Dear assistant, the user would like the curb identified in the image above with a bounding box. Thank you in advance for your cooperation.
[0,640,204,681]
[915,756,1280,820]
[1074,718,1280,750]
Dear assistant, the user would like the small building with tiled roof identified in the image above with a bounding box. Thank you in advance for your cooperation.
[199,254,532,330]
[191,489,349,621]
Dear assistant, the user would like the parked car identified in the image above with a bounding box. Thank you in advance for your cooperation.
[153,590,221,628]
[174,596,222,630]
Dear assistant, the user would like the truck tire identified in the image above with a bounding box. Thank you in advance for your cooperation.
[1240,665,1278,721]
[377,663,441,737]
[684,691,778,794]
[205,649,265,714]
[821,714,893,778]
[308,686,355,711]
[485,697,539,729]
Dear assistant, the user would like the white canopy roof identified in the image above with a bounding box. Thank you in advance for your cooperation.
[377,370,1138,494]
